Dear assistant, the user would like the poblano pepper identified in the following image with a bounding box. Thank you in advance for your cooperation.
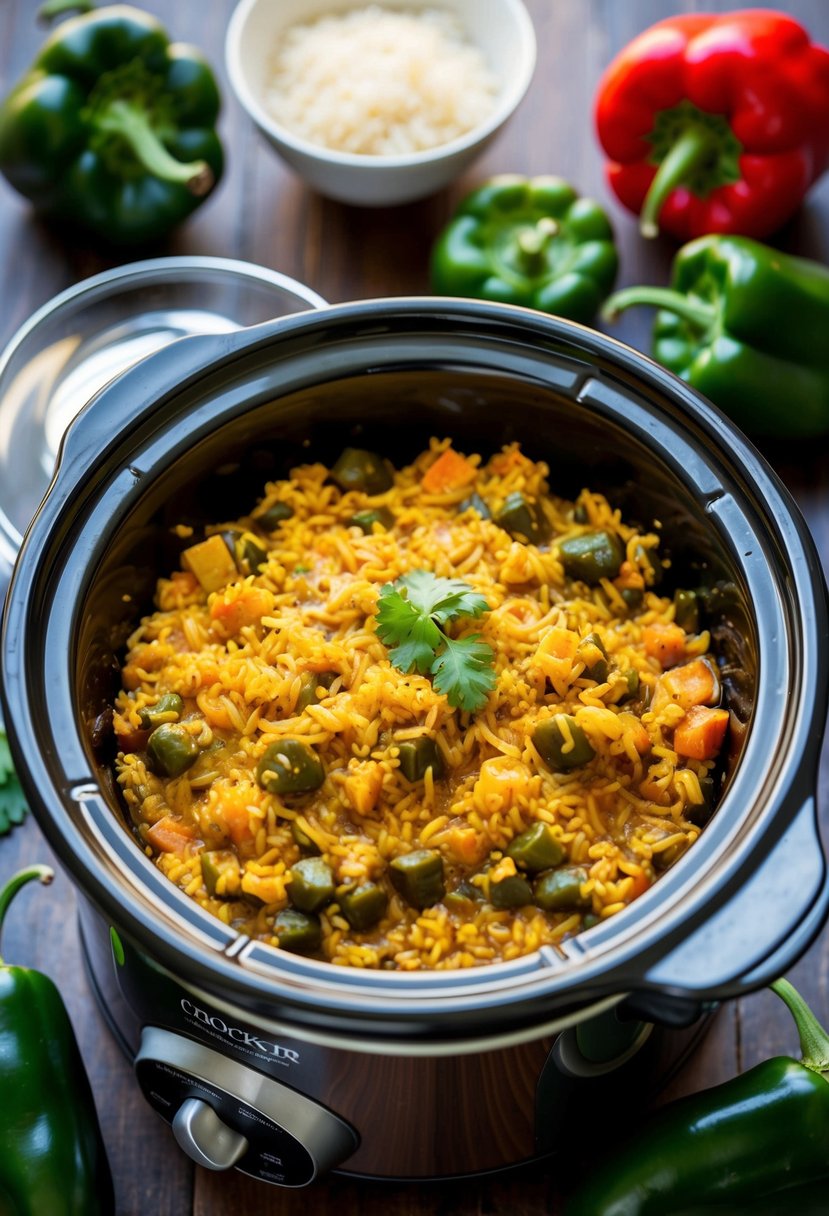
[564,978,829,1216]
[0,866,114,1215]
[430,175,618,324]
[603,235,829,438]
[0,3,223,245]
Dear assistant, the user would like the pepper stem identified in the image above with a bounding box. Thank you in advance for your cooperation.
[95,101,214,196]
[514,217,560,275]
[640,126,716,239]
[771,978,829,1076]
[602,285,716,330]
[38,0,96,19]
[0,866,54,964]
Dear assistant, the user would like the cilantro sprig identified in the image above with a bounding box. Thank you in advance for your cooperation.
[0,729,28,836]
[375,571,496,713]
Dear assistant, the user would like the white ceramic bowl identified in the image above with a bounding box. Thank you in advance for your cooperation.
[225,0,537,206]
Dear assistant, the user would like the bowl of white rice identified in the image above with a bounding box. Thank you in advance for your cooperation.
[225,0,536,206]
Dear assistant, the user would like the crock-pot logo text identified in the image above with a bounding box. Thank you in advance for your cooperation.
[181,1000,299,1065]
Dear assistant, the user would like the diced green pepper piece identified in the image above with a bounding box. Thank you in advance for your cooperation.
[495,491,549,544]
[201,849,241,899]
[291,820,321,854]
[673,588,700,632]
[256,740,325,794]
[330,447,393,495]
[507,823,565,872]
[138,692,183,730]
[459,492,491,520]
[534,865,590,911]
[389,849,445,909]
[490,873,534,908]
[220,528,268,574]
[559,530,624,583]
[339,882,389,930]
[289,857,335,912]
[146,723,200,777]
[444,880,485,910]
[533,715,595,771]
[623,668,641,700]
[396,737,444,782]
[576,632,609,683]
[620,587,644,611]
[636,543,664,587]
[273,909,322,954]
[349,507,395,533]
[257,501,294,530]
[572,502,589,524]
[686,773,717,826]
[296,670,338,712]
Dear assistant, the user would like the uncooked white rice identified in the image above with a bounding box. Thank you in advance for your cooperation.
[264,5,499,156]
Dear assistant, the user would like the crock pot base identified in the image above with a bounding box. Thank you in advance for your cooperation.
[78,899,715,1184]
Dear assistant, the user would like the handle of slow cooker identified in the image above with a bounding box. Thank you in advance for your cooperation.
[618,795,827,1020]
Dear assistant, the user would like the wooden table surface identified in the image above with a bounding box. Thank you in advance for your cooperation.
[1,2,828,1213]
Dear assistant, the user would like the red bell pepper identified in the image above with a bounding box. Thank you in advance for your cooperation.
[595,10,829,240]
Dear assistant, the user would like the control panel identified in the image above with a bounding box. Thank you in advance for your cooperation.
[136,1026,358,1187]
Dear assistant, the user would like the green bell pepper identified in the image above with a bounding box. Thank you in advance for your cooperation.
[564,978,829,1215]
[430,175,619,324]
[603,235,829,438]
[0,866,114,1215]
[0,3,223,245]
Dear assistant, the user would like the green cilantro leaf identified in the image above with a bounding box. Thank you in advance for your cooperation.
[374,572,495,713]
[395,571,489,626]
[0,729,28,836]
[431,636,498,712]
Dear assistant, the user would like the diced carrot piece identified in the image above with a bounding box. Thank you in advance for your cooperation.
[210,586,274,634]
[146,816,196,855]
[216,788,257,847]
[618,712,651,755]
[652,657,719,716]
[643,623,686,668]
[628,871,651,901]
[422,448,477,494]
[674,705,729,760]
[446,826,489,867]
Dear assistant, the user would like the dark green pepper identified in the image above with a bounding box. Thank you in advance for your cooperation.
[459,492,491,520]
[0,4,223,245]
[558,530,624,583]
[0,866,114,1214]
[673,588,700,632]
[533,715,595,771]
[296,670,337,712]
[338,882,388,931]
[564,978,829,1215]
[430,175,618,323]
[490,873,533,909]
[330,448,393,495]
[534,865,589,911]
[221,528,268,575]
[256,740,325,795]
[603,235,829,438]
[349,507,395,533]
[146,722,199,777]
[389,849,445,909]
[201,849,241,899]
[576,632,609,683]
[291,819,321,854]
[507,823,565,872]
[137,691,183,730]
[256,501,294,530]
[288,857,335,913]
[494,491,549,544]
[396,736,444,783]
[272,909,322,955]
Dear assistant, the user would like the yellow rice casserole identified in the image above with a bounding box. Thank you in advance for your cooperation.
[113,439,728,970]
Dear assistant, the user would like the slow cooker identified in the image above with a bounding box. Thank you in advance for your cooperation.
[2,300,827,1185]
